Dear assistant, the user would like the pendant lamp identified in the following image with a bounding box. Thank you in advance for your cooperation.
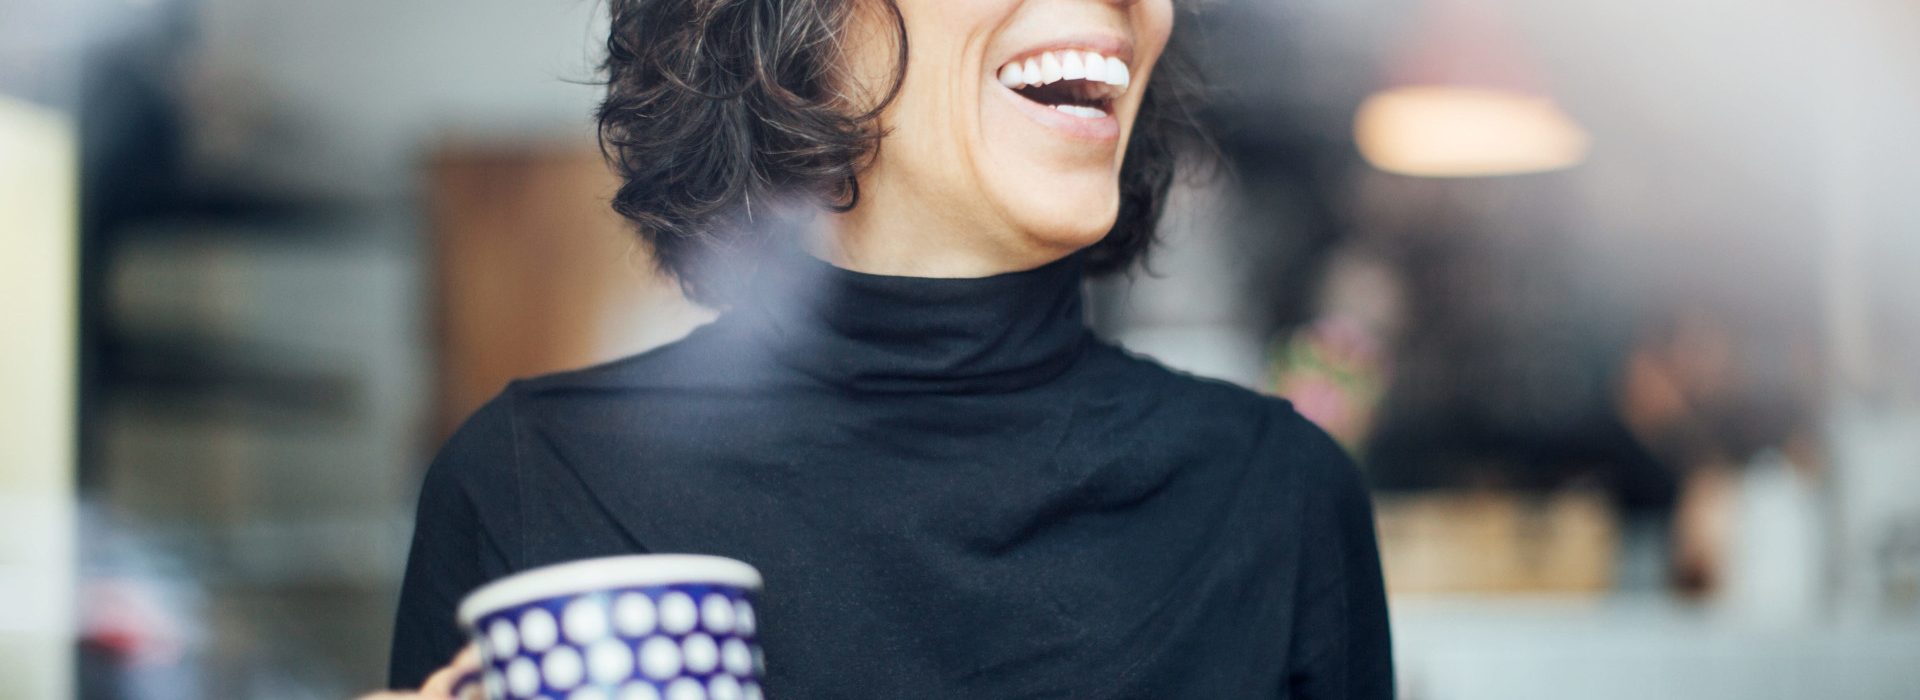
[1354,0,1590,177]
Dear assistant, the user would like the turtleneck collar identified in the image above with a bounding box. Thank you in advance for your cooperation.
[722,238,1091,394]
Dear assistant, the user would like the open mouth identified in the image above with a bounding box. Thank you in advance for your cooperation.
[997,49,1131,119]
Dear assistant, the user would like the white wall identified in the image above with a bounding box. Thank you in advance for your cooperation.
[185,0,609,201]
[0,94,78,700]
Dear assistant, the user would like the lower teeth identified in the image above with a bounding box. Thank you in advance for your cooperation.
[1050,104,1106,119]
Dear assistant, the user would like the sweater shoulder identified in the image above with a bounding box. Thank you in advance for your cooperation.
[1080,336,1297,417]
[424,322,738,479]
[1081,337,1361,487]
[509,319,732,395]
[425,385,521,492]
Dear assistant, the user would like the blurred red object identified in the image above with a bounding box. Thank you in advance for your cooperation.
[82,577,190,667]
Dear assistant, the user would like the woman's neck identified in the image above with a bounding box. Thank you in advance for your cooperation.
[812,196,1078,278]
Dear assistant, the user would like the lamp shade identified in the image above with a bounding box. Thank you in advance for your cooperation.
[1354,0,1590,177]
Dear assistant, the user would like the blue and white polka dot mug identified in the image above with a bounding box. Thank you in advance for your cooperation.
[456,555,767,700]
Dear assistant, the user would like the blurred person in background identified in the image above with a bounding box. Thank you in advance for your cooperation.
[368,0,1392,698]
[1614,303,1825,599]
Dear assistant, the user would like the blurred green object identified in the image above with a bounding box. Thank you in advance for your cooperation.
[1269,316,1391,454]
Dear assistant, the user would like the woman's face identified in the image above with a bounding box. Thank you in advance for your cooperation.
[838,0,1174,269]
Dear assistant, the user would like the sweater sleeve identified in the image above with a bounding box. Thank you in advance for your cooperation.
[1286,415,1395,699]
[387,386,523,689]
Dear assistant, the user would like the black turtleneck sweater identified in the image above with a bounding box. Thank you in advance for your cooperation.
[389,244,1393,698]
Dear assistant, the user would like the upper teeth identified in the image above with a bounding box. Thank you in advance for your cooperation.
[998,49,1130,91]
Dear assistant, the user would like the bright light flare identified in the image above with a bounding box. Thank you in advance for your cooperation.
[1354,85,1592,178]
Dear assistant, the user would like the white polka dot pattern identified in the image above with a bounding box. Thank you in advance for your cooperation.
[564,598,609,644]
[618,682,662,700]
[542,646,584,690]
[707,674,741,700]
[720,639,751,677]
[508,657,541,698]
[665,678,706,700]
[587,639,634,685]
[639,636,683,680]
[471,586,760,700]
[614,593,656,636]
[681,634,718,675]
[490,619,520,658]
[700,594,734,634]
[732,601,754,636]
[658,592,698,635]
[521,608,559,652]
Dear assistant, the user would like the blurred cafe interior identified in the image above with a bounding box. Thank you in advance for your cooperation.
[3,0,1918,697]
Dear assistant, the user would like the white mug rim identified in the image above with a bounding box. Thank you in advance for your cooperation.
[457,554,763,628]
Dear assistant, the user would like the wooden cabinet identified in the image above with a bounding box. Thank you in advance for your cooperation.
[426,143,710,441]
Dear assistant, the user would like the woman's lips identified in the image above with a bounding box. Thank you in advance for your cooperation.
[995,82,1122,142]
[988,39,1133,144]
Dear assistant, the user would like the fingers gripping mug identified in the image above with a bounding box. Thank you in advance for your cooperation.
[455,555,767,700]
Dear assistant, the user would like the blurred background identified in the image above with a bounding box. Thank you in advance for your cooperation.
[3,0,1918,697]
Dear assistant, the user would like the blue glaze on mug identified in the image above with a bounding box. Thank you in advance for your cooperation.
[468,583,764,700]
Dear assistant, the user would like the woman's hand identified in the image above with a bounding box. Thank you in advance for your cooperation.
[355,645,480,700]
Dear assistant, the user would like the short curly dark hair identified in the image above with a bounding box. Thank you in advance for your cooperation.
[597,0,1208,305]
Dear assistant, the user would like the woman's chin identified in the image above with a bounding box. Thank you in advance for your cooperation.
[1011,207,1119,253]
[983,171,1120,256]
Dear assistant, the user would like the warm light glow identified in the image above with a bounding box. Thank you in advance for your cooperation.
[1354,86,1592,177]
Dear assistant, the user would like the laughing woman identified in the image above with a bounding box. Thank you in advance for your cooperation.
[381,0,1392,697]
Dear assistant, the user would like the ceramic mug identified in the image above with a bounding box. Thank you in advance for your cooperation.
[455,554,766,700]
